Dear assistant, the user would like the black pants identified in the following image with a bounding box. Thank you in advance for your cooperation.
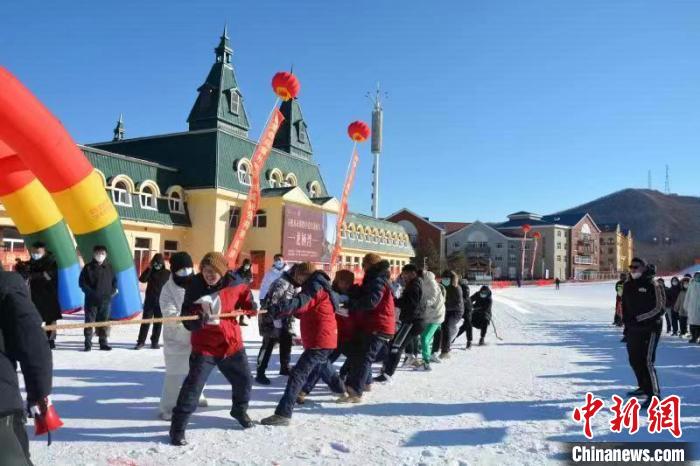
[256,332,293,374]
[690,325,700,341]
[680,316,688,335]
[0,413,31,466]
[347,333,390,395]
[275,349,333,418]
[455,312,473,343]
[84,300,110,346]
[438,311,461,353]
[171,350,252,435]
[383,321,425,376]
[137,304,162,345]
[302,348,343,394]
[625,324,661,397]
[670,311,679,334]
[663,309,672,333]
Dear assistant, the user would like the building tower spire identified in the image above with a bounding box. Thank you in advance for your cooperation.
[368,83,386,219]
[112,113,125,141]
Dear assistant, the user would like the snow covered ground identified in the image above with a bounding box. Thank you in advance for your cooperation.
[27,281,700,465]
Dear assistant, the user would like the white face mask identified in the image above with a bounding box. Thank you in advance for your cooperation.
[630,272,642,280]
[94,253,107,264]
[175,267,193,277]
[274,259,285,270]
[31,253,44,261]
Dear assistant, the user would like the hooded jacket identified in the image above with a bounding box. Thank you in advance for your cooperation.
[471,287,493,322]
[622,271,665,329]
[349,260,396,336]
[675,283,690,317]
[422,271,446,325]
[685,279,700,326]
[28,253,62,323]
[443,272,464,315]
[181,273,254,357]
[268,271,338,350]
[139,255,171,310]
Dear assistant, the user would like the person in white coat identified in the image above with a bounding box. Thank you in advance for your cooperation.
[259,254,288,301]
[417,271,446,370]
[158,252,207,420]
[686,272,700,343]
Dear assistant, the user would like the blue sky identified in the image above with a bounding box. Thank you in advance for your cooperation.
[3,1,700,222]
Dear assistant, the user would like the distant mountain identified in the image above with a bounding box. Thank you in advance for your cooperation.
[555,189,700,271]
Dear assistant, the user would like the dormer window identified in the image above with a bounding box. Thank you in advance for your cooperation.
[308,181,321,199]
[237,159,252,186]
[297,122,306,143]
[139,185,157,210]
[268,169,284,189]
[230,91,240,115]
[112,180,132,207]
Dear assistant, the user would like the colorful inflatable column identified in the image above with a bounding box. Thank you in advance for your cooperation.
[0,148,83,311]
[0,67,141,319]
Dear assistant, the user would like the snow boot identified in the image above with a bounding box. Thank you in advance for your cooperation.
[231,408,254,429]
[411,358,423,368]
[255,372,271,385]
[466,340,472,350]
[415,362,431,371]
[373,373,392,384]
[626,388,645,397]
[261,414,290,426]
[134,343,145,350]
[690,338,697,344]
[99,343,112,351]
[198,397,208,408]
[478,338,485,346]
[151,342,160,350]
[364,383,372,392]
[297,391,308,405]
[84,341,92,352]
[402,354,416,367]
[169,433,187,446]
[337,387,362,404]
[439,352,450,360]
[430,353,441,363]
[640,397,654,410]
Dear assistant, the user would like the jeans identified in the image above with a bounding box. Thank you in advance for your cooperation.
[256,332,293,374]
[171,350,251,435]
[84,299,111,346]
[455,312,473,343]
[275,349,334,418]
[137,303,162,345]
[302,349,343,394]
[420,323,441,361]
[383,321,425,377]
[346,333,390,395]
[625,323,661,397]
[0,413,30,466]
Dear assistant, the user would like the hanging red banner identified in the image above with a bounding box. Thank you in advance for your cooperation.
[225,108,285,266]
[330,147,360,270]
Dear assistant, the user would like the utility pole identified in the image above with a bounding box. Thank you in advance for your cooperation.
[368,83,386,218]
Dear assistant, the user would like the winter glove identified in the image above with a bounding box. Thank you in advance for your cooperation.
[195,295,221,325]
[30,397,63,445]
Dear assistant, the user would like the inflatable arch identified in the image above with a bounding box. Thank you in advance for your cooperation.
[0,67,141,319]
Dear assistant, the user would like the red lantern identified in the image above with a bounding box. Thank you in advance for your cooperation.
[532,231,542,239]
[521,224,532,234]
[348,121,370,142]
[271,72,300,101]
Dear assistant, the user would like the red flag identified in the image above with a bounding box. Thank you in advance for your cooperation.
[225,108,285,266]
[330,147,360,270]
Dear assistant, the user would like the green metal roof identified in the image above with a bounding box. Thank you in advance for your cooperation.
[273,98,313,158]
[115,196,191,227]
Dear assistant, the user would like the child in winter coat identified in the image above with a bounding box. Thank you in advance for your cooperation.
[261,263,341,426]
[686,273,700,343]
[158,252,207,421]
[169,252,256,446]
[675,276,691,336]
[417,271,446,370]
[471,286,493,346]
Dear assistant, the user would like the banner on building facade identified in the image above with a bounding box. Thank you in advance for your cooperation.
[225,108,285,266]
[282,204,336,264]
[330,147,359,269]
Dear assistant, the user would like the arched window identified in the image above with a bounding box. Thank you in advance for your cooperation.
[347,224,357,240]
[237,159,252,186]
[253,210,267,228]
[111,178,132,207]
[357,226,366,242]
[340,224,347,239]
[139,185,157,210]
[268,169,284,188]
[284,173,298,187]
[308,181,321,199]
[168,191,183,213]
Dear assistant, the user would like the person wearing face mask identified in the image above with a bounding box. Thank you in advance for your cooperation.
[685,272,700,344]
[79,245,117,351]
[666,277,682,336]
[231,258,254,326]
[135,254,171,350]
[158,252,207,420]
[170,252,256,446]
[621,257,665,408]
[27,242,62,349]
[470,286,493,346]
[675,276,692,336]
[259,254,288,302]
[656,278,671,334]
[415,271,445,370]
[435,270,464,358]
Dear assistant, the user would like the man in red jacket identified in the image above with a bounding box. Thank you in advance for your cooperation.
[169,252,256,446]
[261,263,340,426]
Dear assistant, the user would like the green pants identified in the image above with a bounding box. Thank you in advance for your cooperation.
[421,323,441,362]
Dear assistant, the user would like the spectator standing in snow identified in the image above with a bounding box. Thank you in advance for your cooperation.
[435,270,463,358]
[170,252,256,446]
[675,276,691,337]
[685,272,700,343]
[0,271,55,465]
[78,245,117,352]
[135,254,170,350]
[471,285,493,346]
[261,263,342,426]
[656,278,671,334]
[666,276,682,335]
[417,271,445,370]
[158,252,207,421]
[259,254,288,302]
[27,242,62,349]
[554,277,561,290]
[621,257,664,408]
[454,278,474,348]
[375,263,425,382]
[256,265,298,384]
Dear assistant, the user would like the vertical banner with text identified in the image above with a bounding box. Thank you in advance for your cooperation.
[330,147,360,270]
[225,108,285,266]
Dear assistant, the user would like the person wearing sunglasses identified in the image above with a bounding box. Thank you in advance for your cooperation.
[621,257,665,409]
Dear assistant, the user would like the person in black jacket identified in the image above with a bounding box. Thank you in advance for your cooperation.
[27,242,62,349]
[78,245,117,352]
[454,278,474,348]
[376,263,424,382]
[471,286,493,346]
[0,272,54,465]
[434,270,464,358]
[135,254,170,350]
[622,257,665,408]
[656,278,671,334]
[667,277,682,335]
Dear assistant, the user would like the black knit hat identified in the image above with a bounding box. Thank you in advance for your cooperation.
[169,252,193,274]
[630,257,646,267]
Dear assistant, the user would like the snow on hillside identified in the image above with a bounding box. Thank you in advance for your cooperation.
[25,282,700,465]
